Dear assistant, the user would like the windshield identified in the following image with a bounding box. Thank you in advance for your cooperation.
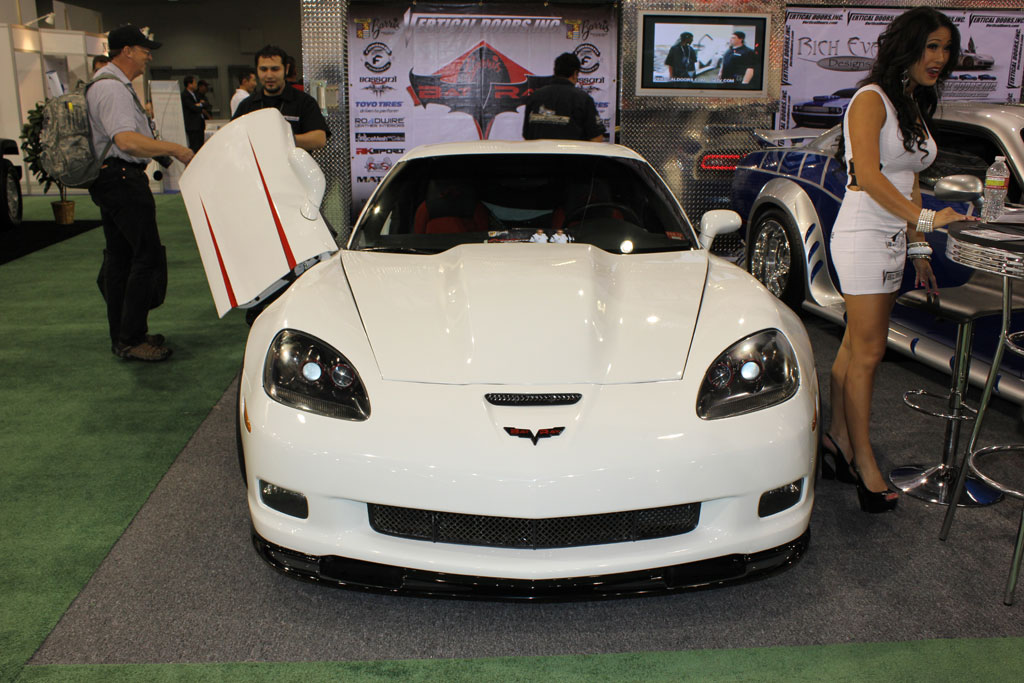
[349,153,696,254]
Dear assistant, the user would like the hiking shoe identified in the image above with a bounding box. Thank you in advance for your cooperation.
[115,341,172,362]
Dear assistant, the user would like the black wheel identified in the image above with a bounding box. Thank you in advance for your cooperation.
[748,209,804,308]
[1,161,22,230]
[235,372,247,487]
[962,57,974,68]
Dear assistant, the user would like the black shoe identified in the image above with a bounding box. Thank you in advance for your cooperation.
[856,480,899,513]
[113,341,172,362]
[820,432,857,484]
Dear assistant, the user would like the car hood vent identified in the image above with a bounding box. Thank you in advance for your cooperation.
[342,244,708,384]
[485,393,582,406]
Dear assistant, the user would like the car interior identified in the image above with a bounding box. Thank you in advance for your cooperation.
[351,154,697,253]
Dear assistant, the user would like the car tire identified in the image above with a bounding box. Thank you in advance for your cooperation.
[235,372,247,487]
[962,57,974,68]
[748,209,804,308]
[1,160,22,230]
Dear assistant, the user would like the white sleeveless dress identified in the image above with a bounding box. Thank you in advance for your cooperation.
[830,84,937,295]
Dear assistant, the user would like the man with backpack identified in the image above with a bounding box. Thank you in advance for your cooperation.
[88,24,194,362]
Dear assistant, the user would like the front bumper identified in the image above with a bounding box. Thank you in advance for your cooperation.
[254,528,809,600]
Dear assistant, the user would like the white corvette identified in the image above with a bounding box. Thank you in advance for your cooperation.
[181,109,818,599]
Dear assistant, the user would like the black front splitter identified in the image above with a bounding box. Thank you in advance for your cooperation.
[252,528,809,601]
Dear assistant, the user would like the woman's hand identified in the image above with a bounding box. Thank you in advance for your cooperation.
[912,258,938,293]
[933,207,967,229]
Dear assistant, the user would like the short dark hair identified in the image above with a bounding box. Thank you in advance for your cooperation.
[237,70,255,86]
[255,44,289,68]
[553,52,581,78]
[183,75,196,88]
[91,55,109,70]
[197,79,209,89]
[733,31,745,41]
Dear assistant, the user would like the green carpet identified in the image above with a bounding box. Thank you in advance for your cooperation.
[1,195,249,682]
[3,196,1023,683]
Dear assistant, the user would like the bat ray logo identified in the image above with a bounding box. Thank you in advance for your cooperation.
[364,83,395,96]
[503,426,565,445]
[364,42,392,73]
[574,43,600,74]
[408,41,549,139]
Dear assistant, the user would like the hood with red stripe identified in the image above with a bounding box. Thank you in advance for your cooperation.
[179,109,337,317]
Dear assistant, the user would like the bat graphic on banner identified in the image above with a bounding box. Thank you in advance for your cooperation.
[408,41,551,139]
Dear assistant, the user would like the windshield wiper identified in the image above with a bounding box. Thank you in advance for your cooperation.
[356,246,439,254]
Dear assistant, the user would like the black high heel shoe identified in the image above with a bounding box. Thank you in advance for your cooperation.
[820,433,857,484]
[851,463,899,513]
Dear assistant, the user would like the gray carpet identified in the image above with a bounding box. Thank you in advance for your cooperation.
[31,314,1024,665]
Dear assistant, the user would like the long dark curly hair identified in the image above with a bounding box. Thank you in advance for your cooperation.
[837,7,960,161]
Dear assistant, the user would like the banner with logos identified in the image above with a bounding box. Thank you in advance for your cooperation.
[779,7,1024,129]
[348,2,617,208]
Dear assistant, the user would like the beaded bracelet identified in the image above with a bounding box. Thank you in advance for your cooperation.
[908,254,931,261]
[907,241,933,257]
[916,208,936,233]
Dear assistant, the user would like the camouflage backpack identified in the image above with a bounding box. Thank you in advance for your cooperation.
[38,73,143,188]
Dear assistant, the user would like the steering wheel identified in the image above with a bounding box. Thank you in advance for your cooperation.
[563,201,641,226]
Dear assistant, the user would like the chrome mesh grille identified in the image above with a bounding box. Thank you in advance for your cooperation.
[947,238,1024,279]
[485,393,582,406]
[368,503,700,549]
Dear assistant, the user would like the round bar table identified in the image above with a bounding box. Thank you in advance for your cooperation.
[940,219,1024,540]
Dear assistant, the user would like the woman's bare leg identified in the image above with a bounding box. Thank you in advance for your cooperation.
[829,327,853,459]
[841,292,897,493]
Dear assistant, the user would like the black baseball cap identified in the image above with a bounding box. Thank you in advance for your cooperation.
[108,25,162,51]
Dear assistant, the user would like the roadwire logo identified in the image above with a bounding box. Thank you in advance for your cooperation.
[408,41,549,139]
[364,42,392,73]
[504,426,565,445]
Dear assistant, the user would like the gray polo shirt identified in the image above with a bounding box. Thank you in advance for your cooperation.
[86,63,152,164]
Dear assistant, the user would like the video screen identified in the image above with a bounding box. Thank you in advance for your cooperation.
[637,12,770,97]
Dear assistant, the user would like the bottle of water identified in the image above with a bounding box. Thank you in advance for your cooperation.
[981,156,1010,222]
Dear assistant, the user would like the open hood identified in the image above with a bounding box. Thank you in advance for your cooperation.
[342,245,708,384]
[179,109,337,317]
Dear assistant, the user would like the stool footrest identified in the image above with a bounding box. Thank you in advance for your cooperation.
[903,389,977,421]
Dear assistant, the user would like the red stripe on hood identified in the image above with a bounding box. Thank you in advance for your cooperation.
[202,197,237,308]
[249,138,297,269]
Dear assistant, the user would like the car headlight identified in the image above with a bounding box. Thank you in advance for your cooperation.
[263,329,370,421]
[696,329,798,420]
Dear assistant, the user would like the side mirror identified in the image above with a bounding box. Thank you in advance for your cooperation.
[698,209,742,250]
[934,174,984,213]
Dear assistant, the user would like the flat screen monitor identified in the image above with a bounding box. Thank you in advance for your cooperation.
[636,11,771,98]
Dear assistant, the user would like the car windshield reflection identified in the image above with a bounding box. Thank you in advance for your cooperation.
[350,153,696,254]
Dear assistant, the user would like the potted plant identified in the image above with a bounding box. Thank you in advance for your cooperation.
[20,102,75,225]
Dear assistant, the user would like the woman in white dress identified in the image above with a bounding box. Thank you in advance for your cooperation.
[824,7,969,513]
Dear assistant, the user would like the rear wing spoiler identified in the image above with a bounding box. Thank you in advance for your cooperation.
[753,127,835,148]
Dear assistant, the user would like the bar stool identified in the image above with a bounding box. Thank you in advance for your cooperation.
[940,222,1024,545]
[889,271,1021,505]
[963,444,1024,605]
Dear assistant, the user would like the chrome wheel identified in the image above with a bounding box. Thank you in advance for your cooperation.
[750,216,792,299]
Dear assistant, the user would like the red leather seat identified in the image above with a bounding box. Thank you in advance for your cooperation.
[414,180,488,234]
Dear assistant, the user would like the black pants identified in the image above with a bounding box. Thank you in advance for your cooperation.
[89,161,162,347]
[186,129,204,153]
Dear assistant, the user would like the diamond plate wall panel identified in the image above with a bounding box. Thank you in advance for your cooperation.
[302,1,1022,247]
[302,0,350,242]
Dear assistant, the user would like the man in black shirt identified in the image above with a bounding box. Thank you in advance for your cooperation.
[232,45,329,151]
[719,31,757,85]
[522,53,606,142]
[665,32,697,79]
[181,75,207,152]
